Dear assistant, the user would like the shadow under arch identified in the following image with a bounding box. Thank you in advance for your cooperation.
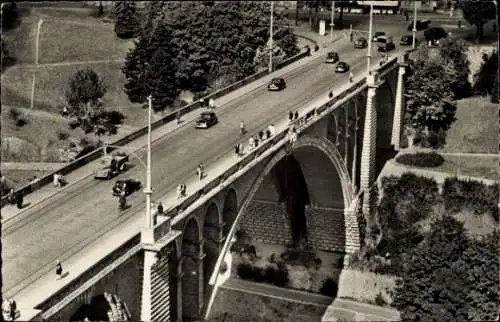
[203,202,222,302]
[70,294,110,321]
[181,217,202,321]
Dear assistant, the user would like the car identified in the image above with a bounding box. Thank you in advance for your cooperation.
[372,31,386,42]
[195,111,218,129]
[400,34,415,46]
[113,179,141,196]
[325,51,339,64]
[94,153,129,180]
[408,19,431,31]
[354,37,367,49]
[377,35,396,52]
[335,61,350,73]
[267,78,286,91]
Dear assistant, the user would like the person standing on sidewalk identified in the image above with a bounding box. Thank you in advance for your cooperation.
[176,110,181,124]
[349,72,354,83]
[9,298,16,321]
[234,144,240,156]
[55,260,63,280]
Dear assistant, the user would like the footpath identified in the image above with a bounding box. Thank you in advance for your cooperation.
[220,278,400,321]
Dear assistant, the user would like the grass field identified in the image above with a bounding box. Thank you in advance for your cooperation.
[440,97,498,153]
[210,287,326,322]
[38,20,134,64]
[435,155,499,181]
[2,18,37,65]
[0,169,54,190]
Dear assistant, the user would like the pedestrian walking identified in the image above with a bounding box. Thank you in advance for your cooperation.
[349,72,354,83]
[240,121,246,136]
[235,143,240,156]
[157,202,164,215]
[268,124,276,136]
[176,110,181,124]
[55,260,63,280]
[329,91,333,98]
[265,129,271,139]
[177,184,183,199]
[294,111,299,120]
[16,192,23,209]
[248,137,255,150]
[209,98,215,109]
[254,136,259,147]
[197,163,204,180]
[258,131,264,140]
[9,298,16,321]
[289,111,294,121]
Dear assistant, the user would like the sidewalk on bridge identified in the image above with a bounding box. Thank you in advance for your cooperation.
[0,37,344,223]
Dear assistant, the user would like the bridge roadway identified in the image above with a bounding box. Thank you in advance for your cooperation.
[2,28,408,298]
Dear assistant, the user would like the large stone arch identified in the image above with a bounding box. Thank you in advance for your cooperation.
[181,217,203,321]
[202,202,222,302]
[238,135,355,252]
[222,188,238,236]
[69,293,130,321]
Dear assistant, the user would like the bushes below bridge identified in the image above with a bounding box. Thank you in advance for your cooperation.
[236,262,289,287]
[349,173,498,319]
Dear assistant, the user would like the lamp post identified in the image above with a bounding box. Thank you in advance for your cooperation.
[269,0,274,73]
[144,95,153,234]
[330,1,335,42]
[412,1,417,49]
[366,3,374,74]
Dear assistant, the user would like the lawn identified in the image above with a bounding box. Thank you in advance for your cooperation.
[38,19,134,64]
[2,17,37,65]
[440,97,498,153]
[0,169,54,190]
[1,107,93,162]
[435,154,499,181]
[209,287,326,322]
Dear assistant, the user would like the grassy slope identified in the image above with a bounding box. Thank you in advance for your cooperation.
[209,287,326,322]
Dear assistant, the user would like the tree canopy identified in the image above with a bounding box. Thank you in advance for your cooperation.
[459,0,497,41]
[113,1,140,39]
[122,1,299,107]
[474,51,499,103]
[435,38,471,99]
[393,215,499,321]
[65,68,106,118]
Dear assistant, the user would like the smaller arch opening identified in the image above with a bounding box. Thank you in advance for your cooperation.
[70,294,110,321]
[222,189,238,236]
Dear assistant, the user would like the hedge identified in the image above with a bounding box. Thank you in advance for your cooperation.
[395,152,445,167]
[237,262,289,287]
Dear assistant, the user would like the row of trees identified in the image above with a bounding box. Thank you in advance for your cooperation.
[121,1,299,111]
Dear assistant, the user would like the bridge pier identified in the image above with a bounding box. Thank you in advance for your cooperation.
[391,53,409,150]
[182,239,205,321]
[360,73,380,235]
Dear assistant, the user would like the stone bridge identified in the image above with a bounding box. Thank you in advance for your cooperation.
[27,52,408,322]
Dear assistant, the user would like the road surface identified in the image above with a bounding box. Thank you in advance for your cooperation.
[2,24,410,296]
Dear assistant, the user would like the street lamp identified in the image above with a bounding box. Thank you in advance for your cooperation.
[269,0,274,73]
[366,3,374,74]
[330,1,335,42]
[412,1,418,49]
[143,95,153,240]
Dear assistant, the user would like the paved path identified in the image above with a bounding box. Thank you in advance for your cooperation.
[221,278,400,322]
[222,278,333,307]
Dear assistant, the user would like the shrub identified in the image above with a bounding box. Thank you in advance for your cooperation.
[68,119,80,129]
[98,110,125,125]
[237,262,289,286]
[320,278,338,297]
[442,178,499,220]
[374,292,387,306]
[425,129,446,148]
[15,118,27,127]
[266,265,289,287]
[236,262,254,280]
[219,261,228,274]
[58,131,70,141]
[396,152,445,167]
[8,107,20,120]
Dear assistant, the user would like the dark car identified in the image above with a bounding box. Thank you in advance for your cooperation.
[195,111,218,129]
[424,27,448,45]
[267,78,286,91]
[408,19,431,31]
[372,31,386,42]
[354,37,367,49]
[325,51,339,64]
[335,61,350,73]
[400,34,415,46]
[377,36,396,52]
[113,179,141,196]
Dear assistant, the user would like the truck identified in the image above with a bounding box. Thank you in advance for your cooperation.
[94,152,129,180]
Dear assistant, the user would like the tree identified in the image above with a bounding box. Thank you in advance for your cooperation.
[459,0,497,41]
[144,47,179,111]
[474,51,499,103]
[392,215,471,322]
[114,1,139,39]
[1,1,19,30]
[436,38,471,99]
[65,69,106,119]
[404,55,457,137]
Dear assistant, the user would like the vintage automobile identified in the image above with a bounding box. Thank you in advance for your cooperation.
[325,51,339,64]
[94,153,129,180]
[335,61,350,73]
[408,19,431,31]
[195,111,218,129]
[377,35,396,52]
[372,31,386,42]
[267,78,287,91]
[400,34,415,46]
[112,179,142,196]
[354,37,368,49]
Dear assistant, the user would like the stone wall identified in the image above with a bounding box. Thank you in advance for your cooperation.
[239,201,347,252]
